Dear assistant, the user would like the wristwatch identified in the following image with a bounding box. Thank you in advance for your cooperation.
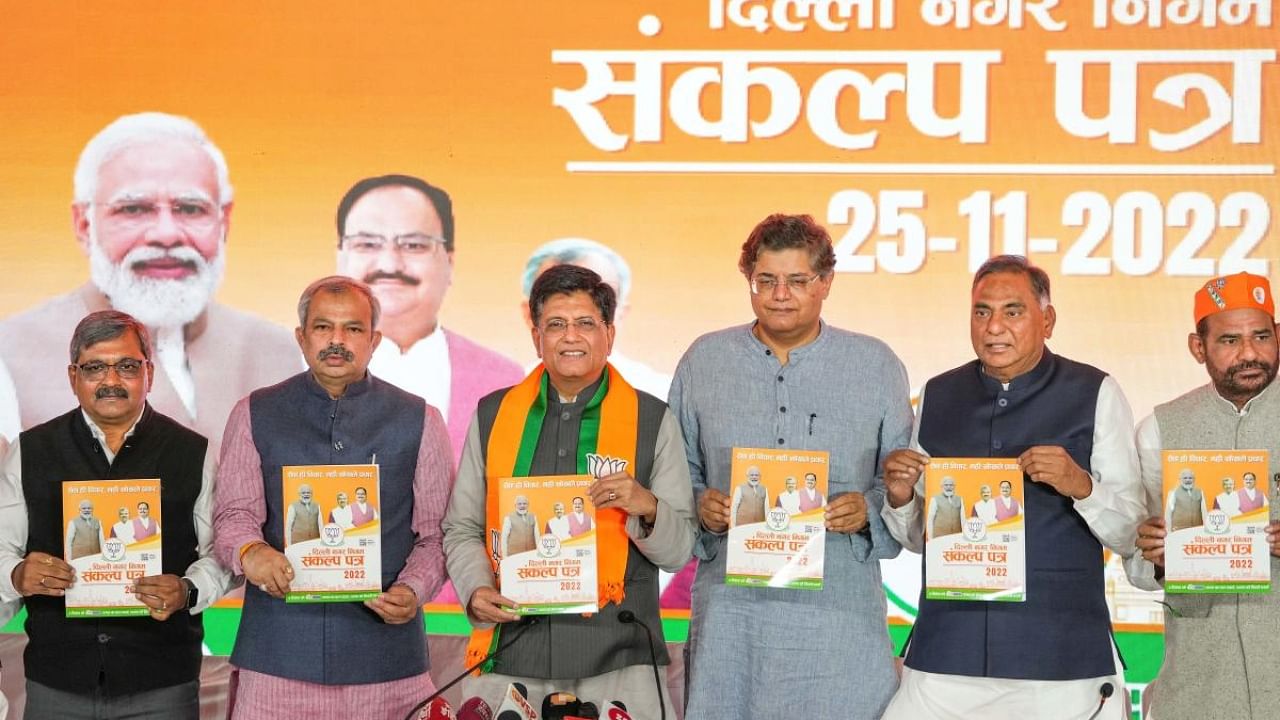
[181,577,198,610]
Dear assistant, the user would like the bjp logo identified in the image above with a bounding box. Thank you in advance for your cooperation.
[321,523,344,547]
[538,533,561,559]
[102,537,125,562]
[963,517,987,542]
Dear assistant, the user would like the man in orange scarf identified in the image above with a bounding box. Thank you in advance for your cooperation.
[443,265,695,715]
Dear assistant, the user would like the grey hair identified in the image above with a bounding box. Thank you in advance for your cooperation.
[296,275,381,329]
[73,112,233,205]
[69,310,152,363]
[973,255,1051,309]
[521,238,633,305]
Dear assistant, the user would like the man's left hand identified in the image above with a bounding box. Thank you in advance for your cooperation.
[133,574,186,622]
[365,583,420,625]
[1267,522,1280,559]
[825,492,868,534]
[1019,446,1093,500]
[589,472,658,525]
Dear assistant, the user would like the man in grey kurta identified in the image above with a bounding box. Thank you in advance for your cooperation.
[671,214,912,719]
[1129,271,1280,720]
[442,265,696,715]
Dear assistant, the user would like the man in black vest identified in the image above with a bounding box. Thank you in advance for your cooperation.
[442,265,695,715]
[878,255,1143,720]
[0,310,233,719]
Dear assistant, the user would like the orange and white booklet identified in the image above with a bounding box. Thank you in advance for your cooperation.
[62,479,162,618]
[497,473,599,614]
[924,458,1026,602]
[281,464,382,603]
[725,447,828,590]
[1161,450,1270,594]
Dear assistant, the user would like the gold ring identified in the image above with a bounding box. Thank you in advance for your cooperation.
[161,600,167,612]
[41,556,53,566]
[38,576,48,588]
[608,491,617,501]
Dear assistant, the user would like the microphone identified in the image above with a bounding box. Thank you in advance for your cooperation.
[616,611,666,720]
[572,702,599,720]
[542,691,582,720]
[494,682,537,720]
[457,697,494,720]
[415,696,456,720]
[402,618,539,720]
[1083,682,1115,720]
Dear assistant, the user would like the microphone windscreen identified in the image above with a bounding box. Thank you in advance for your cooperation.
[457,697,494,720]
[577,701,600,719]
[1101,682,1115,698]
[617,610,636,623]
[496,712,523,720]
[416,696,456,720]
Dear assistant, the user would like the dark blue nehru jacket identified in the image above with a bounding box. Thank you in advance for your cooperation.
[906,350,1117,680]
[230,372,430,685]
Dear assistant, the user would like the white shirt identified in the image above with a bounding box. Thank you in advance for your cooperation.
[0,412,234,612]
[368,328,451,418]
[1215,491,1241,516]
[111,520,136,543]
[972,498,998,524]
[546,515,571,540]
[882,376,1143,556]
[879,374,1142,713]
[329,504,354,529]
[154,326,197,420]
[776,490,801,515]
[0,359,18,442]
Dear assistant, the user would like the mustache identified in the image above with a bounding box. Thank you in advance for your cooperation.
[1227,360,1274,379]
[125,245,207,271]
[363,271,419,286]
[318,343,355,362]
[95,385,129,400]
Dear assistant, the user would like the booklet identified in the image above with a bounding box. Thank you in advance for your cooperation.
[282,464,382,603]
[924,458,1026,602]
[62,479,162,618]
[725,447,829,590]
[1161,450,1271,594]
[497,473,599,614]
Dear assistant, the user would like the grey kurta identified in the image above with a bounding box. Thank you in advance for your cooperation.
[670,322,912,720]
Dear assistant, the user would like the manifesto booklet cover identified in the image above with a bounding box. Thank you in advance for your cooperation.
[1162,450,1270,594]
[924,458,1026,602]
[282,464,382,603]
[62,478,162,618]
[725,447,829,590]
[498,473,599,614]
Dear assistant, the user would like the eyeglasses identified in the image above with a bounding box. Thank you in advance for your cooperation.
[341,232,446,255]
[73,358,147,381]
[539,317,606,335]
[98,198,222,231]
[750,273,825,295]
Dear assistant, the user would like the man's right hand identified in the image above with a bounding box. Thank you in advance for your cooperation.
[698,488,731,533]
[1136,517,1167,567]
[468,586,521,625]
[12,552,74,597]
[883,448,928,508]
[241,543,294,599]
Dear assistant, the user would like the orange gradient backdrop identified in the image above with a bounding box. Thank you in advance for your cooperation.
[0,0,1276,425]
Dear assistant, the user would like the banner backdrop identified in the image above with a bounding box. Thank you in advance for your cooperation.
[1,0,1276,704]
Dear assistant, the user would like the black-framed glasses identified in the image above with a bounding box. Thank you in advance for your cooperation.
[341,232,445,255]
[73,358,147,381]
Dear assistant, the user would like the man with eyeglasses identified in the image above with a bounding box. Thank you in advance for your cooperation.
[443,264,695,714]
[0,309,234,719]
[0,112,300,450]
[671,213,913,719]
[335,175,523,465]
